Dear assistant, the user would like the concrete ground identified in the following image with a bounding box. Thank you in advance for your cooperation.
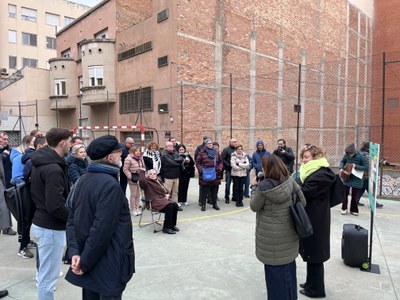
[0,180,399,300]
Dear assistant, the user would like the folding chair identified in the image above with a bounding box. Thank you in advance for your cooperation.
[138,196,163,233]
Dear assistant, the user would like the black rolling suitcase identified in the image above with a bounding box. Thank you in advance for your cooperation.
[341,224,368,267]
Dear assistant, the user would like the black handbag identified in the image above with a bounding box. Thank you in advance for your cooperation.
[330,174,345,208]
[290,191,313,238]
[131,172,139,183]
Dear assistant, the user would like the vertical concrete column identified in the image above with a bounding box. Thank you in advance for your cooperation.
[249,30,257,151]
[277,41,285,137]
[214,2,223,142]
[319,57,326,146]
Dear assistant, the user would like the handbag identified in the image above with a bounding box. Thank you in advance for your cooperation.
[330,174,345,207]
[202,156,216,182]
[290,190,313,238]
[131,172,139,183]
[340,163,352,181]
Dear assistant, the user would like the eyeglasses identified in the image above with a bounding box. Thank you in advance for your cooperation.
[148,172,157,176]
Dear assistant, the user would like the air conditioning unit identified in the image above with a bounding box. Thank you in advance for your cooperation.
[1,68,8,75]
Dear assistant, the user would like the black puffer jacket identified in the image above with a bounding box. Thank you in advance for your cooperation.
[31,146,70,230]
[65,155,88,184]
[65,166,134,296]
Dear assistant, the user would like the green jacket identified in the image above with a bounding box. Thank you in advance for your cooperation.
[250,177,306,266]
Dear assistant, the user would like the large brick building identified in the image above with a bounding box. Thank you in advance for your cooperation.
[49,0,372,164]
[371,0,400,163]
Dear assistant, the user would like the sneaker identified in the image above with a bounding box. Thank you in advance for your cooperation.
[350,212,359,216]
[183,202,189,206]
[135,209,141,216]
[130,209,136,216]
[177,203,182,207]
[376,202,384,208]
[341,209,347,215]
[357,202,364,206]
[27,241,37,249]
[2,227,17,235]
[18,248,34,259]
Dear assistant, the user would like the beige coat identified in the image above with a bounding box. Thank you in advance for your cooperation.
[230,151,249,177]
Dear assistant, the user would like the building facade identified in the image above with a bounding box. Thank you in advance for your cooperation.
[51,0,372,164]
[0,0,91,141]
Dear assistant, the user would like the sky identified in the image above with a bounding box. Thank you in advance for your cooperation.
[68,0,102,7]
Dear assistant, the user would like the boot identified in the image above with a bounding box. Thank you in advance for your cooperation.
[213,204,220,210]
[201,205,206,211]
[225,197,230,204]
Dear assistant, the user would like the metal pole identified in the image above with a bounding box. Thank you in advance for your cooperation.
[55,98,59,127]
[379,52,386,196]
[140,86,143,127]
[230,73,233,139]
[35,100,39,129]
[79,96,82,137]
[295,64,302,174]
[18,101,22,142]
[107,90,110,135]
[180,81,184,143]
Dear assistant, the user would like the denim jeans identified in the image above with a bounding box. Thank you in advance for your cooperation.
[264,260,297,300]
[243,172,250,197]
[224,170,233,199]
[32,224,66,300]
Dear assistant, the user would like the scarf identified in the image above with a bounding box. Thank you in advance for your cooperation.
[300,157,330,183]
[204,146,216,158]
[87,162,120,176]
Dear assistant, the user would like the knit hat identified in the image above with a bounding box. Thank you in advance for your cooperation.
[256,140,264,147]
[205,138,212,144]
[203,135,210,141]
[345,143,356,154]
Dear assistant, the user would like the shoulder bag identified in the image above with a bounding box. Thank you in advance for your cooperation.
[202,156,216,182]
[290,186,313,238]
[330,173,345,207]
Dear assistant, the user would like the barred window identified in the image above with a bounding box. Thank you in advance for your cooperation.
[120,87,153,114]
[157,9,169,23]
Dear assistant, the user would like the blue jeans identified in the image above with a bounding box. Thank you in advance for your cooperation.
[264,260,297,300]
[32,224,66,300]
[224,170,233,200]
[243,172,250,197]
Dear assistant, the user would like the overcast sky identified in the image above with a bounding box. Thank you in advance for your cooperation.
[69,0,101,7]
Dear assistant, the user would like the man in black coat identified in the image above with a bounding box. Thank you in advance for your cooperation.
[221,138,237,203]
[30,128,72,299]
[161,141,184,209]
[273,138,295,174]
[65,135,134,299]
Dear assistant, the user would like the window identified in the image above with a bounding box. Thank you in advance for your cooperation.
[119,87,153,114]
[9,56,17,69]
[158,55,168,68]
[54,79,67,96]
[46,37,56,49]
[118,41,152,61]
[157,9,169,23]
[22,58,37,68]
[45,13,60,27]
[8,30,17,43]
[8,4,16,18]
[95,28,108,39]
[22,32,37,46]
[88,66,103,86]
[61,48,71,58]
[64,16,75,26]
[21,7,37,22]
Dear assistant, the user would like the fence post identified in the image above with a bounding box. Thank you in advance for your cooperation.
[295,64,302,174]
[379,52,386,196]
[230,73,233,139]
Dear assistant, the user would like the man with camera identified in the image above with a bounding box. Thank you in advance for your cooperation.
[273,138,295,174]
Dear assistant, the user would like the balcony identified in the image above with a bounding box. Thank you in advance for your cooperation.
[80,86,116,105]
[49,95,76,110]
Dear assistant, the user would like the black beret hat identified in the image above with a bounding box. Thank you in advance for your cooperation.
[87,135,122,160]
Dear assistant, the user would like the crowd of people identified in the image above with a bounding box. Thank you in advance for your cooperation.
[0,128,382,299]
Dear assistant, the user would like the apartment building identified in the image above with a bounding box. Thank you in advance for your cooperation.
[0,0,90,77]
[0,0,91,140]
